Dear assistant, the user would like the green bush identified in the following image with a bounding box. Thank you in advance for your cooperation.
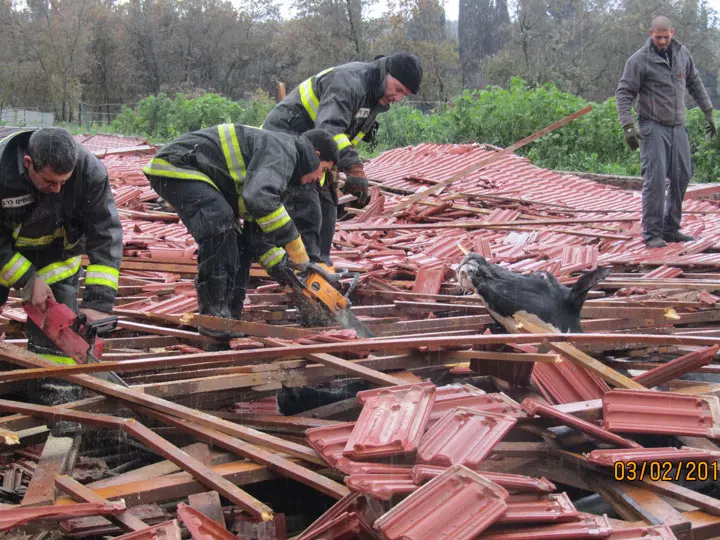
[108,82,719,182]
[364,77,718,182]
[110,92,274,142]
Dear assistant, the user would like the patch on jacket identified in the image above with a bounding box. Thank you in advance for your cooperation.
[2,194,35,209]
[356,108,370,119]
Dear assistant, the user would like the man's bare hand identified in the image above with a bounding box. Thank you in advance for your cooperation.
[21,275,55,310]
[79,308,110,323]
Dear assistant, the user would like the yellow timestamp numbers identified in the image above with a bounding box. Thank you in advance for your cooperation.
[614,461,718,482]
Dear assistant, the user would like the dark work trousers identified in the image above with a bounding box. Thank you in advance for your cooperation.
[148,176,270,319]
[285,179,336,266]
[638,119,693,241]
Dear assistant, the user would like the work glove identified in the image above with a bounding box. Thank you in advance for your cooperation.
[342,164,370,208]
[623,123,640,151]
[21,274,55,310]
[284,236,309,272]
[704,109,717,138]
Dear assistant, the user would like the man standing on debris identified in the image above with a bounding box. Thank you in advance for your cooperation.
[616,15,716,249]
[262,53,423,267]
[143,125,338,339]
[0,127,123,434]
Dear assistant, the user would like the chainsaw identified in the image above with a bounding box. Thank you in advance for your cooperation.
[276,263,374,338]
[23,299,129,387]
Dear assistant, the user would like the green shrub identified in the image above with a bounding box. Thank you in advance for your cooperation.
[109,82,719,181]
[110,92,274,142]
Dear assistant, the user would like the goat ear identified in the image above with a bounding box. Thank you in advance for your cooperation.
[570,267,611,305]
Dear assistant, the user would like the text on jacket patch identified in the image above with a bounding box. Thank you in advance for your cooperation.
[2,194,35,209]
[356,108,370,119]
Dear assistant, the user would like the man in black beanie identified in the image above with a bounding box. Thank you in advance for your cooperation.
[262,53,423,269]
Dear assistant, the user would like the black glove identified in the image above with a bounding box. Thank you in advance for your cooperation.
[704,109,717,138]
[362,121,379,145]
[623,123,639,151]
[343,176,370,208]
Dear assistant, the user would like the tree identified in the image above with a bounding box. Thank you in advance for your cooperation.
[458,0,510,89]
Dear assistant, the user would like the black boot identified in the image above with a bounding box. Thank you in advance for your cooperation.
[196,277,245,340]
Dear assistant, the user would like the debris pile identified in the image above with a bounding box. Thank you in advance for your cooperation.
[0,135,718,538]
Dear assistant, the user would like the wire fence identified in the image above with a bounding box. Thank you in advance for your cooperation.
[79,102,136,126]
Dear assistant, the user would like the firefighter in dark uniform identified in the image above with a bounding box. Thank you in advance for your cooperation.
[143,126,338,339]
[262,53,423,267]
[0,127,123,435]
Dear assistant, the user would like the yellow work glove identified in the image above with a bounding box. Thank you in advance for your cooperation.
[285,237,309,271]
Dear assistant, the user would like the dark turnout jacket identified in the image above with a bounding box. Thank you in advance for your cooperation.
[0,129,123,313]
[616,38,713,127]
[263,57,390,171]
[143,124,314,248]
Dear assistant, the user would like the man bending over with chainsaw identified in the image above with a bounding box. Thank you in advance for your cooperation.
[143,126,338,340]
[0,127,123,435]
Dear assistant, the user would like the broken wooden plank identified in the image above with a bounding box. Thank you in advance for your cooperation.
[55,475,148,532]
[512,313,646,390]
[23,434,80,506]
[188,491,226,528]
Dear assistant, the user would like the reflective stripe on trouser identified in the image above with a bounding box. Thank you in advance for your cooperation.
[638,119,693,241]
[38,353,76,365]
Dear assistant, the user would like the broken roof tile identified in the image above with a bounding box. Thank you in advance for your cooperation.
[497,493,580,524]
[586,446,720,467]
[521,398,641,449]
[417,408,517,469]
[481,515,613,540]
[344,384,436,459]
[373,465,509,540]
[410,465,555,493]
[345,472,417,501]
[603,390,720,438]
[429,392,524,427]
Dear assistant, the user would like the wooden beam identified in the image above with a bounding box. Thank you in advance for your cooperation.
[512,312,646,390]
[23,434,80,506]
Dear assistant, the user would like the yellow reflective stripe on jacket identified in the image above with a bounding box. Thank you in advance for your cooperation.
[299,67,334,122]
[0,129,32,146]
[333,133,352,151]
[352,131,366,145]
[37,256,82,286]
[143,158,219,190]
[256,206,291,233]
[217,124,246,182]
[0,253,32,287]
[38,353,77,365]
[14,227,63,247]
[258,246,286,270]
[85,264,119,290]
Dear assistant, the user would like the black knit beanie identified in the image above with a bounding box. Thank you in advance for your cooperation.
[387,53,423,94]
[299,129,339,167]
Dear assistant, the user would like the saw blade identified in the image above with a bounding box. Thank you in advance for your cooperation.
[334,308,375,338]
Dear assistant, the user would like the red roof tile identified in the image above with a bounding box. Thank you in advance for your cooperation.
[374,465,509,540]
[417,408,517,469]
[344,384,436,459]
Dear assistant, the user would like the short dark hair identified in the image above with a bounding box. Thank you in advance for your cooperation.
[301,129,339,165]
[26,127,78,174]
